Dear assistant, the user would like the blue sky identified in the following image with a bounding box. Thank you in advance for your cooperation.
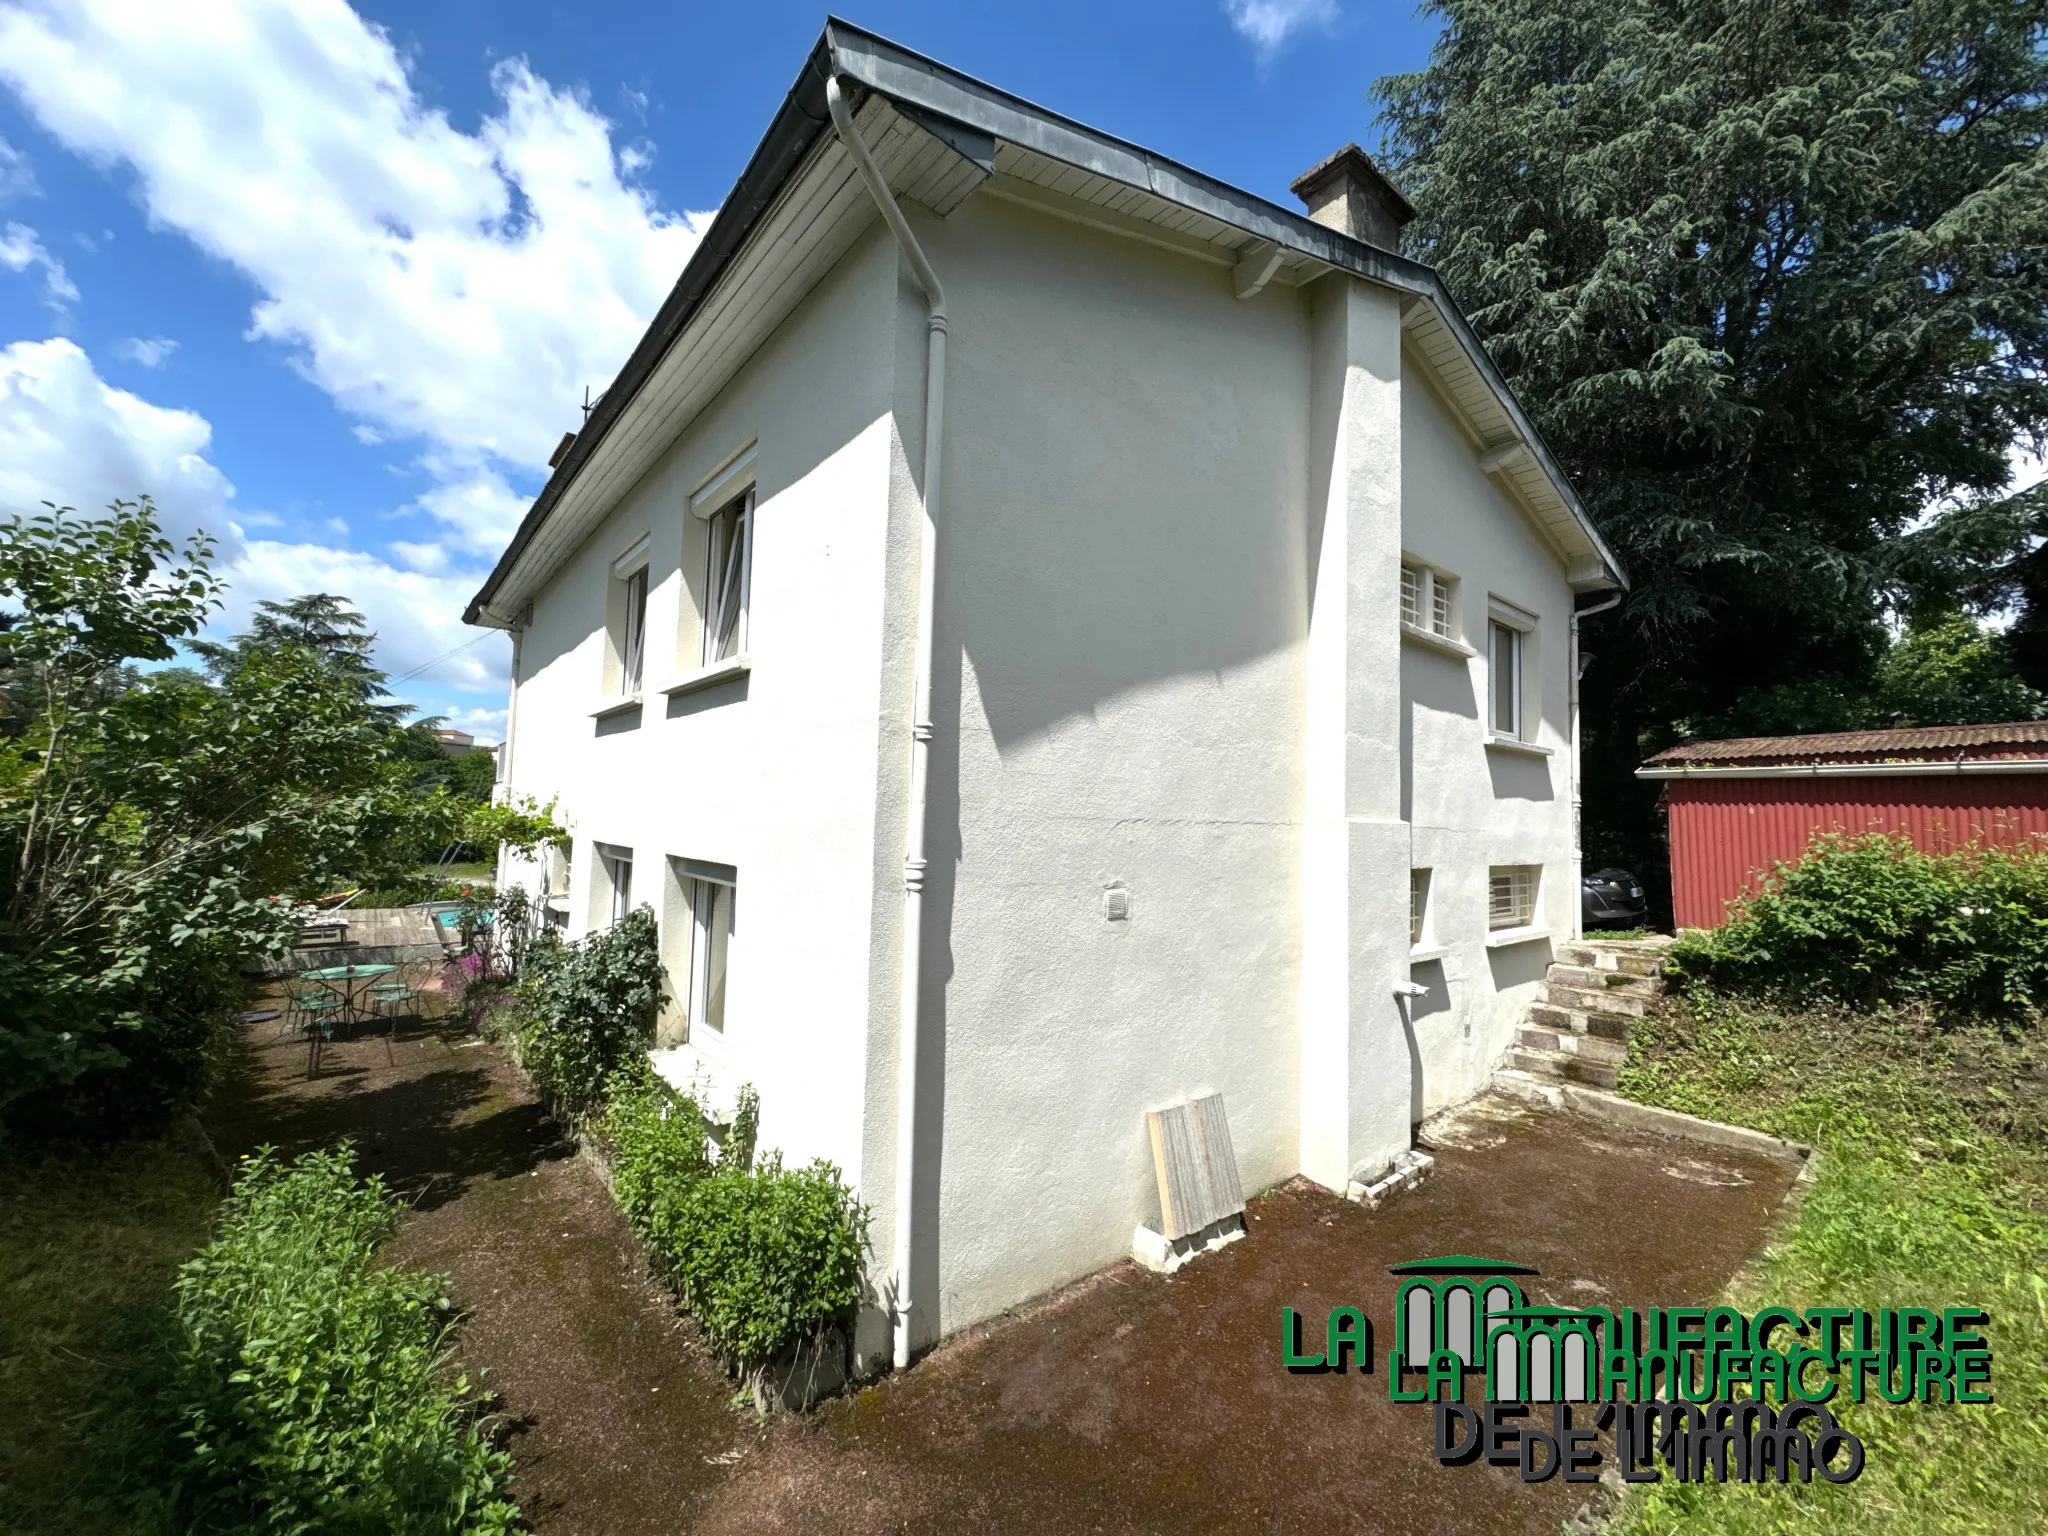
[0,1,1442,739]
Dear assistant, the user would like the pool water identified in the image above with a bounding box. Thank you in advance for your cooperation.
[434,910,493,928]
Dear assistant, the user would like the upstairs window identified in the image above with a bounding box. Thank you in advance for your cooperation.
[1489,865,1538,931]
[703,489,753,665]
[1410,868,1432,948]
[1400,562,1456,641]
[619,566,648,695]
[606,537,650,699]
[1488,620,1521,736]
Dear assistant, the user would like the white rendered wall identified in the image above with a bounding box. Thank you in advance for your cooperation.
[490,183,1587,1357]
[495,227,904,1200]
[1398,368,1578,1115]
[893,192,1314,1344]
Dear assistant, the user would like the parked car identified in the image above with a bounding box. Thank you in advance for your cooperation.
[1581,867,1649,929]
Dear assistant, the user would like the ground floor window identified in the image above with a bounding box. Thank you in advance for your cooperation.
[1489,865,1539,930]
[661,857,736,1043]
[594,843,634,929]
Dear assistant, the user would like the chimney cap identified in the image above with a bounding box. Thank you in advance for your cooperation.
[1289,143,1415,227]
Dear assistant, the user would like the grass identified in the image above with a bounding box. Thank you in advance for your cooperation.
[0,1123,222,1535]
[1613,990,2048,1534]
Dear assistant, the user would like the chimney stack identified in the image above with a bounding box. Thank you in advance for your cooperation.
[1289,144,1414,251]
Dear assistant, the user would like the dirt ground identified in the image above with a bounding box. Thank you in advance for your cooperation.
[207,1008,1801,1536]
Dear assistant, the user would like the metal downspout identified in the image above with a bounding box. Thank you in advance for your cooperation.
[826,75,947,1372]
[1569,590,1623,939]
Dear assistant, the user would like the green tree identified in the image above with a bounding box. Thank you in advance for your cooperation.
[1374,0,2048,882]
[194,592,407,725]
[0,502,459,1136]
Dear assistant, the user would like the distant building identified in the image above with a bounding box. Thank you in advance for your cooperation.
[1641,721,2048,928]
[433,727,495,757]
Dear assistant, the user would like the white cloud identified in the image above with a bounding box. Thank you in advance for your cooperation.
[0,336,232,549]
[0,337,505,694]
[113,334,177,367]
[0,133,33,200]
[0,220,77,310]
[223,536,507,694]
[0,0,711,481]
[1223,0,1338,58]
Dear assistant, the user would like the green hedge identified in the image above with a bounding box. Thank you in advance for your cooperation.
[1671,833,2048,1015]
[160,1145,517,1534]
[601,1069,866,1366]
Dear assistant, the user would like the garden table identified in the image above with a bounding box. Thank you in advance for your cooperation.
[298,963,398,1035]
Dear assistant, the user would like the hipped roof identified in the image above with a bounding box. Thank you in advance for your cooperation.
[464,18,1624,629]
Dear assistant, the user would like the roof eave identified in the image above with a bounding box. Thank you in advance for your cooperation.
[466,16,1627,624]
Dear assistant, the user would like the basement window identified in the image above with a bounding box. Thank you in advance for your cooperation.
[1489,865,1538,931]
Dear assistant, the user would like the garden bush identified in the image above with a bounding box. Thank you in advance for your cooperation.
[512,906,664,1119]
[159,1144,517,1535]
[664,1154,870,1366]
[1670,833,2048,1016]
[601,1066,862,1368]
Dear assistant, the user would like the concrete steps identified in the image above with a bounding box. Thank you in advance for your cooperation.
[1501,938,1671,1092]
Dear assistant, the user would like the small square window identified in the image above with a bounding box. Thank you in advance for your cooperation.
[1400,563,1455,640]
[1410,868,1432,948]
[1489,865,1538,930]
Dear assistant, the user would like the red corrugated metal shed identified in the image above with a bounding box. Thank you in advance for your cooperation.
[1638,722,2048,930]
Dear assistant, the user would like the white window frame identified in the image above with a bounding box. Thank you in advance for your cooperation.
[1487,598,1537,742]
[1410,868,1432,949]
[607,536,650,700]
[620,566,648,696]
[1400,560,1458,642]
[663,856,736,1044]
[687,444,757,671]
[593,842,634,930]
[1488,865,1539,931]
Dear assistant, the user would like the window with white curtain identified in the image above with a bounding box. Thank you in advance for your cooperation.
[702,489,753,664]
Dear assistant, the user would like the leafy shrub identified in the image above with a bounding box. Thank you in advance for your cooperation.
[1672,833,2048,1015]
[664,1156,870,1365]
[601,1060,714,1240]
[600,1067,864,1368]
[513,907,665,1119]
[161,1144,517,1534]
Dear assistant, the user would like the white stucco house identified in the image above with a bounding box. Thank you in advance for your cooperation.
[468,21,1625,1374]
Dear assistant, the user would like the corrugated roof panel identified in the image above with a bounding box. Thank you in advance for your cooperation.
[1649,721,2048,767]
